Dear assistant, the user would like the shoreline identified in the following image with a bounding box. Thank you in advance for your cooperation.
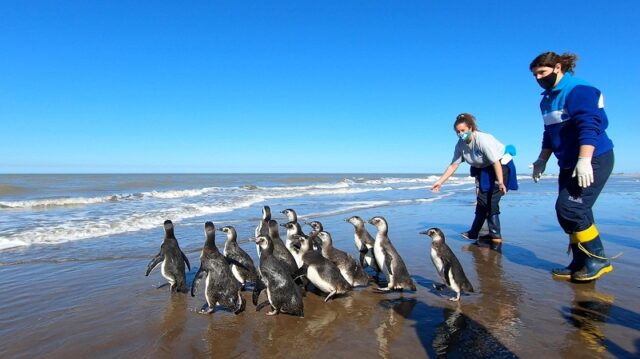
[2,193,639,358]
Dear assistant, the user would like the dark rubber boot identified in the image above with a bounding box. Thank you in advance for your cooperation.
[572,236,613,282]
[487,214,502,239]
[461,212,485,240]
[551,243,586,279]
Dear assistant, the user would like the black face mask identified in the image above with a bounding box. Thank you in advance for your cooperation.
[537,71,558,91]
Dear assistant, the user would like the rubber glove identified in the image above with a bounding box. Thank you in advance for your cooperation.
[572,157,594,188]
[530,158,547,183]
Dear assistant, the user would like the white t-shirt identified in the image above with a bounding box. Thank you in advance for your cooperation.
[451,131,505,168]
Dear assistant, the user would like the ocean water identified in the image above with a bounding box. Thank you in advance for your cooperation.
[1,173,639,358]
[1,173,638,254]
[0,173,463,251]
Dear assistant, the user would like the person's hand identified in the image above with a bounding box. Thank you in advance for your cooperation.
[498,182,507,194]
[530,158,547,183]
[572,157,594,188]
[431,182,442,192]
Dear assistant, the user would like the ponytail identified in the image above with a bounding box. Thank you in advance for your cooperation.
[529,52,578,74]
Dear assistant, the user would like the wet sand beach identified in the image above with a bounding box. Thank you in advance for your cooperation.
[1,176,638,358]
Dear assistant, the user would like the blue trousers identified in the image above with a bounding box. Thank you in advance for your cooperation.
[556,150,614,234]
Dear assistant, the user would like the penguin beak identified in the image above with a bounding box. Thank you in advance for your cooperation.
[248,236,257,242]
[216,228,224,232]
[419,230,429,236]
[279,223,287,228]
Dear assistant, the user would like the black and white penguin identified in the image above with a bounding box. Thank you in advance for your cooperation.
[145,220,191,293]
[299,235,352,302]
[281,221,305,261]
[316,231,370,287]
[252,235,304,317]
[255,206,271,256]
[218,225,258,289]
[305,220,324,251]
[267,219,299,274]
[281,208,298,223]
[420,227,474,301]
[368,216,416,292]
[191,222,245,314]
[346,215,381,279]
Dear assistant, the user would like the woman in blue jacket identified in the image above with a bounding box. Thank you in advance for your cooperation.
[529,52,615,282]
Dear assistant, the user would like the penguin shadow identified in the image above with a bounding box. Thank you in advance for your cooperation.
[428,304,519,359]
[157,293,188,354]
[560,283,640,358]
[411,274,467,300]
[377,298,518,358]
[201,311,246,357]
[375,297,420,358]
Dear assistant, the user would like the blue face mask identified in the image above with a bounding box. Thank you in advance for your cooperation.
[458,130,472,142]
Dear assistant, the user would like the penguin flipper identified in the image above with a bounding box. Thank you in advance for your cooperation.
[181,250,191,272]
[252,278,265,306]
[442,262,452,287]
[191,267,206,297]
[293,264,308,280]
[382,248,393,275]
[145,252,164,276]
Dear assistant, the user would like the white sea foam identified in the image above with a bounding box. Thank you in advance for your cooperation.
[0,176,459,249]
[0,195,266,249]
[0,238,28,251]
[142,187,222,199]
[0,194,137,209]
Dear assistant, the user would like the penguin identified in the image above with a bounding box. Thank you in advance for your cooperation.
[368,216,416,292]
[305,220,324,251]
[281,208,298,223]
[252,235,304,317]
[255,205,271,256]
[346,215,381,279]
[420,227,474,301]
[267,219,299,274]
[306,220,323,237]
[316,231,370,287]
[191,222,245,314]
[218,225,258,289]
[298,234,352,302]
[145,220,191,293]
[281,221,305,260]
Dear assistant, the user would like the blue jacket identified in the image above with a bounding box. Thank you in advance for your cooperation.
[539,73,614,169]
[471,160,518,193]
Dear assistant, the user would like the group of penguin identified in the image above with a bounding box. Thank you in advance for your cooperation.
[145,206,474,317]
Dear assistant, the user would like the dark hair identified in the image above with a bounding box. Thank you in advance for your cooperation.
[454,113,478,131]
[529,52,578,74]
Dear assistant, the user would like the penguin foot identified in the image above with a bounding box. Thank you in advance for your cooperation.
[255,300,270,312]
[433,283,447,291]
[372,286,391,293]
[199,304,215,314]
[234,295,246,315]
[325,291,337,302]
[448,294,461,302]
[266,309,279,316]
[157,283,170,289]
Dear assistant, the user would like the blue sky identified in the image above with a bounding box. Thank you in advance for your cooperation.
[1,1,637,174]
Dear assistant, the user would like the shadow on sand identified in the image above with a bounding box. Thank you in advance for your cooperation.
[379,297,519,358]
[560,282,640,358]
